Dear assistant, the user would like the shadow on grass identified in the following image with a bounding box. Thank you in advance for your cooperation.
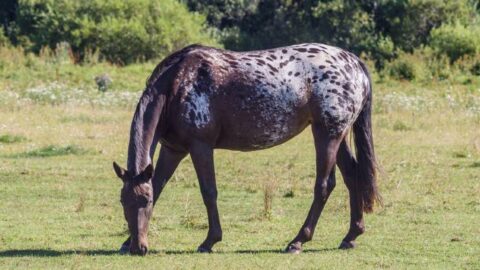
[0,249,147,257]
[0,247,338,257]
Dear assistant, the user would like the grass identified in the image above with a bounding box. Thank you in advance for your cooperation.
[11,145,91,158]
[0,134,27,144]
[0,60,479,269]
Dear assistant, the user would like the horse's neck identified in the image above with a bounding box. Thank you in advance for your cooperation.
[127,89,165,175]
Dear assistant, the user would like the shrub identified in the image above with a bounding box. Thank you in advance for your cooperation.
[13,0,220,64]
[385,50,432,81]
[429,22,480,63]
[388,60,416,81]
[454,54,480,76]
[0,28,10,47]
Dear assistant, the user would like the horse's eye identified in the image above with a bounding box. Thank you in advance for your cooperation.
[136,196,149,206]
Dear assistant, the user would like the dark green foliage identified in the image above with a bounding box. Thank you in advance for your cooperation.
[471,62,480,76]
[388,59,417,81]
[429,23,479,63]
[186,0,478,68]
[2,0,480,70]
[11,0,219,64]
[373,0,475,52]
[184,0,258,29]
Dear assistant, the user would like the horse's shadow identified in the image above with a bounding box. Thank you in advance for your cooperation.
[0,249,121,257]
[0,247,337,257]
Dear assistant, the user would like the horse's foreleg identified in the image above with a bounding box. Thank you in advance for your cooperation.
[119,145,186,254]
[285,124,342,254]
[190,141,222,253]
[152,145,188,204]
[337,139,365,249]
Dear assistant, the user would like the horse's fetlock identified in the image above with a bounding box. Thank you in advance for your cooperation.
[302,228,313,242]
[353,222,365,235]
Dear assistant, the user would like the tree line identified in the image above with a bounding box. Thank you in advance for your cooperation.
[1,0,480,75]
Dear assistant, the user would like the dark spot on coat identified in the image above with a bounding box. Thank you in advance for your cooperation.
[267,63,278,73]
[319,65,326,69]
[320,73,329,81]
[293,48,307,52]
[189,110,196,121]
[224,53,235,60]
[282,49,288,53]
[279,60,289,68]
[294,72,300,76]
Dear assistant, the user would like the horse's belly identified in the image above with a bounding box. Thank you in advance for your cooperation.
[216,90,311,151]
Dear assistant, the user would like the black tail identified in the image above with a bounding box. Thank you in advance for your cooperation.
[353,62,381,213]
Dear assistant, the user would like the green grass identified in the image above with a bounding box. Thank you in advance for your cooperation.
[0,134,27,144]
[0,65,479,269]
[10,144,91,158]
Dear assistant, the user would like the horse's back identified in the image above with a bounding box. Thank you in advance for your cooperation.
[161,43,371,150]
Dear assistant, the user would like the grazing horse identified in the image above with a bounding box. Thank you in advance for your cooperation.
[112,43,380,255]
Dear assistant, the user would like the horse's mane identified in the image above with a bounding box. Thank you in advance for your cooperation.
[146,44,205,88]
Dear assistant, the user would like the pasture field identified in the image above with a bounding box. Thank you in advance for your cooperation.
[0,70,479,269]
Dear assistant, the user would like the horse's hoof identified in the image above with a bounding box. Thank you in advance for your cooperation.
[119,243,130,255]
[284,243,302,254]
[197,246,212,253]
[339,240,356,249]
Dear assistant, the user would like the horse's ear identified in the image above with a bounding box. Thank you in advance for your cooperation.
[113,161,126,180]
[140,163,154,180]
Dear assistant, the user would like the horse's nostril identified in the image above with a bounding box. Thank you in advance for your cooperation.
[141,246,148,256]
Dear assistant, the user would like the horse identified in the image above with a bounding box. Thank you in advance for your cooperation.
[112,43,380,255]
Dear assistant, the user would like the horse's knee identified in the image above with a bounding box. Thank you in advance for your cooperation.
[327,174,336,193]
[314,180,335,201]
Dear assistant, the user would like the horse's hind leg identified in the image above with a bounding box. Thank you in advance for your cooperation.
[189,140,222,253]
[285,123,343,254]
[119,145,187,254]
[337,139,365,249]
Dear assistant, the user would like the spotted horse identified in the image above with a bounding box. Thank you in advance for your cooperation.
[112,43,381,255]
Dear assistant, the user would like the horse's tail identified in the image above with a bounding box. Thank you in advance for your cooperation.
[352,61,381,213]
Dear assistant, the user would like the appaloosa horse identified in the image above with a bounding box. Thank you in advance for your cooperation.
[112,43,380,255]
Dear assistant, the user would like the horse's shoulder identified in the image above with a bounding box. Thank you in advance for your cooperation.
[147,44,214,87]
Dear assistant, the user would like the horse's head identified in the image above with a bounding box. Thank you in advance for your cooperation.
[113,162,154,255]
